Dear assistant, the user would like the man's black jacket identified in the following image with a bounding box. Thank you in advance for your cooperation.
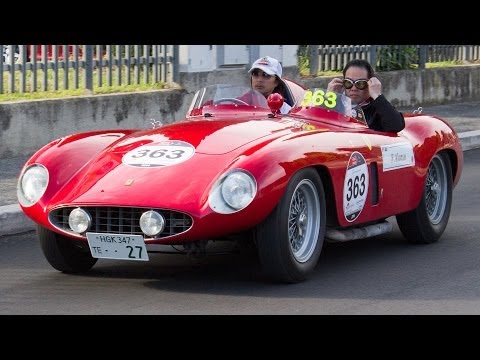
[361,95,405,132]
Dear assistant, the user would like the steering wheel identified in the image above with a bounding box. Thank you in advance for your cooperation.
[213,98,249,106]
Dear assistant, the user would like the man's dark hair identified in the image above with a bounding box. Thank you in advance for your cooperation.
[343,59,375,79]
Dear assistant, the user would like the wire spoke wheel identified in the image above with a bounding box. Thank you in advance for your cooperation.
[288,179,320,263]
[396,152,453,244]
[255,168,326,283]
[425,156,448,224]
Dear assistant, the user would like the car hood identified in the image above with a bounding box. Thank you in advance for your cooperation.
[49,117,297,208]
[137,117,295,155]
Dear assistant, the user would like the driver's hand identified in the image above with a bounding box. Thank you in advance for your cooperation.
[368,77,382,99]
[327,77,344,93]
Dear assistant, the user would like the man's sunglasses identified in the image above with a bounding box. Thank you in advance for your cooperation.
[343,78,369,90]
[251,69,274,79]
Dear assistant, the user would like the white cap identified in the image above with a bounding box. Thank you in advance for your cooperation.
[248,56,282,78]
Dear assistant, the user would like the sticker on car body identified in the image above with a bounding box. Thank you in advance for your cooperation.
[122,140,195,168]
[343,151,369,222]
[381,142,415,171]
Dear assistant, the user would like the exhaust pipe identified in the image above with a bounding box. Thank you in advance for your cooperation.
[325,220,392,242]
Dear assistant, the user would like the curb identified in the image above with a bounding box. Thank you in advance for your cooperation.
[0,204,35,236]
[459,130,480,151]
[1,132,480,237]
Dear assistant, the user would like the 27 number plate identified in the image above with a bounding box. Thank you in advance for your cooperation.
[86,232,149,261]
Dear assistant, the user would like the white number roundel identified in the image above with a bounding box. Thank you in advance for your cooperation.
[122,140,195,168]
[343,151,369,222]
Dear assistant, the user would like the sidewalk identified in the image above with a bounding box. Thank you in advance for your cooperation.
[2,101,480,236]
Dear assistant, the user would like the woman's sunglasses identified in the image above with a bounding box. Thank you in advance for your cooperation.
[251,69,274,79]
[343,78,369,90]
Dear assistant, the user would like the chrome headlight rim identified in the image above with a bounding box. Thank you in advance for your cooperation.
[17,163,49,208]
[68,207,92,234]
[139,210,165,237]
[208,169,257,214]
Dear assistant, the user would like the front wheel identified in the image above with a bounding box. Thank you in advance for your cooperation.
[37,225,97,273]
[396,152,453,244]
[255,168,326,283]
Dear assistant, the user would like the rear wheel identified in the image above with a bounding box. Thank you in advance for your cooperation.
[255,168,326,283]
[396,152,453,244]
[37,225,97,273]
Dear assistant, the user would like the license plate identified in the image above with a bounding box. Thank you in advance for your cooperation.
[86,232,149,261]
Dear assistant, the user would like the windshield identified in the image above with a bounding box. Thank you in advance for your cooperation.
[292,88,352,117]
[187,84,269,115]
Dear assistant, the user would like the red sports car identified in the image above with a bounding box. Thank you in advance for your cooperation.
[17,81,463,283]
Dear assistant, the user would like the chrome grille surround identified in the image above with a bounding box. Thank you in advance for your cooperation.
[49,206,193,239]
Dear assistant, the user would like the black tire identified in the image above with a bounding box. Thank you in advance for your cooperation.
[396,152,453,244]
[255,168,326,283]
[37,225,97,273]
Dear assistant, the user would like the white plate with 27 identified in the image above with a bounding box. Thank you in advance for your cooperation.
[86,232,149,261]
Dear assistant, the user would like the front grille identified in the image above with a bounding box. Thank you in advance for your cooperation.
[49,206,193,239]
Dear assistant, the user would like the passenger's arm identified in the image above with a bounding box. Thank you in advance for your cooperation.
[372,95,405,132]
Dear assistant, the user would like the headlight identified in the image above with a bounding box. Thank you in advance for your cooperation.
[209,169,257,214]
[140,210,165,236]
[68,208,91,234]
[17,164,49,207]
